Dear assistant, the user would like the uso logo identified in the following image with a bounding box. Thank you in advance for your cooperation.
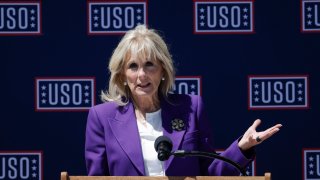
[0,1,41,35]
[248,75,309,110]
[216,149,255,176]
[87,0,147,35]
[303,149,320,180]
[194,0,254,34]
[35,77,95,111]
[0,151,42,180]
[301,0,320,32]
[172,76,202,96]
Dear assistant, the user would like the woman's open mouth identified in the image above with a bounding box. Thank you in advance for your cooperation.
[137,83,151,88]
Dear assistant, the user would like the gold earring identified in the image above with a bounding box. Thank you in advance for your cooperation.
[123,82,127,86]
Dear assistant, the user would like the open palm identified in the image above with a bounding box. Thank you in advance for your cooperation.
[238,119,282,151]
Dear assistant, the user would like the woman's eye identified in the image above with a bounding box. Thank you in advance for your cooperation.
[128,63,138,69]
[145,61,154,67]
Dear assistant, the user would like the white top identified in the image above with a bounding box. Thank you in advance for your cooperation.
[136,109,165,176]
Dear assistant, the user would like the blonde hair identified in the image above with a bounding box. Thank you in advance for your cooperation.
[101,25,175,106]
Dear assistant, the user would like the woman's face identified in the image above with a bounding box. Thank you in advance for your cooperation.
[124,53,163,100]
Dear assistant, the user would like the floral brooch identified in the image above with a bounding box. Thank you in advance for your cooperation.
[171,118,185,131]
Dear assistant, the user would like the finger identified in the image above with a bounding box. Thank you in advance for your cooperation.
[254,124,282,143]
[264,124,282,133]
[258,127,281,140]
[268,127,281,136]
[251,119,262,129]
[274,124,282,128]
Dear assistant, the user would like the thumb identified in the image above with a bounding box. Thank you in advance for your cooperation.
[251,119,262,129]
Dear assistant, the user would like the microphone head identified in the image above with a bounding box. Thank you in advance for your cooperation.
[154,136,173,161]
[154,136,172,151]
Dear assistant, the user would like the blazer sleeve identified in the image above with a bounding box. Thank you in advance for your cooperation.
[196,96,254,176]
[85,107,109,175]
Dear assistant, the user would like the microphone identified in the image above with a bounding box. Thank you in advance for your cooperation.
[154,136,173,161]
[154,136,248,176]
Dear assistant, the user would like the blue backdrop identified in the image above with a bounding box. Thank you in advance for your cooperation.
[1,0,320,180]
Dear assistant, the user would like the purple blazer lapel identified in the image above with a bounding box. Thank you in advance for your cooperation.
[161,99,187,171]
[109,102,145,175]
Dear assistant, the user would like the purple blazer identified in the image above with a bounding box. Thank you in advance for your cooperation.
[85,94,253,176]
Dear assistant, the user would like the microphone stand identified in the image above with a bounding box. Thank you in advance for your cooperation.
[171,150,248,176]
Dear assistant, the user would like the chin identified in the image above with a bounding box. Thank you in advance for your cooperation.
[135,92,152,96]
[133,91,157,97]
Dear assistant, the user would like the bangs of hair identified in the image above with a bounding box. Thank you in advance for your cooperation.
[125,36,160,63]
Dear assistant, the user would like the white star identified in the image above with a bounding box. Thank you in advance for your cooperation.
[137,15,142,20]
[309,170,314,175]
[309,156,314,161]
[41,86,46,90]
[298,90,303,94]
[137,9,142,13]
[243,8,248,13]
[30,23,35,28]
[190,91,195,95]
[309,163,314,168]
[254,90,259,95]
[200,8,205,13]
[30,9,35,14]
[84,85,90,90]
[200,22,205,26]
[85,99,90,104]
[41,99,46,104]
[191,84,196,89]
[246,170,250,175]
[93,16,99,21]
[31,16,36,21]
[254,97,259,102]
[32,166,37,170]
[136,22,142,26]
[307,7,312,11]
[254,83,259,88]
[243,21,248,26]
[94,9,99,14]
[307,20,312,25]
[298,97,303,101]
[94,23,99,27]
[200,15,205,19]
[41,92,46,97]
[32,173,37,177]
[84,92,89,97]
[298,83,303,88]
[243,14,248,19]
[32,159,37,164]
[307,13,312,18]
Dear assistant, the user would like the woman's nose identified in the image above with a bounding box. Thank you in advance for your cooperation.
[137,67,146,78]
